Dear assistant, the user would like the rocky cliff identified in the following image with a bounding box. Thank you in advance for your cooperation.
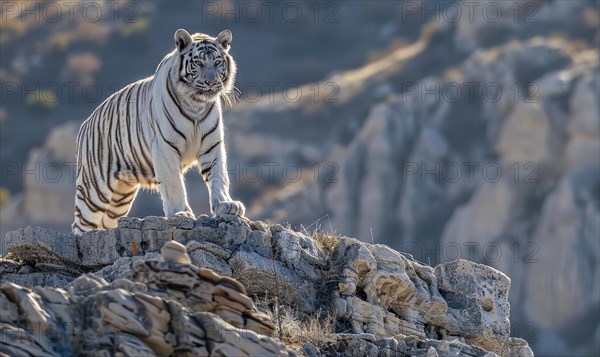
[1,215,532,356]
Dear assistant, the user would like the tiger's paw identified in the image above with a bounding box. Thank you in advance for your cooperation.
[215,200,246,217]
[173,210,196,219]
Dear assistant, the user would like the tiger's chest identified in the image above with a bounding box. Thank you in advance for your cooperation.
[179,118,218,170]
[178,127,203,170]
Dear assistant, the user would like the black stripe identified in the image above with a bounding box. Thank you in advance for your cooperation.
[77,211,99,229]
[77,194,102,213]
[155,120,181,156]
[80,170,90,191]
[72,223,85,232]
[105,209,121,219]
[200,140,221,157]
[178,53,185,84]
[112,197,135,208]
[84,141,108,203]
[200,158,217,176]
[114,88,131,172]
[77,186,103,213]
[124,87,136,169]
[167,73,183,108]
[162,101,186,140]
[115,89,127,165]
[96,105,107,182]
[112,188,137,203]
[201,119,219,141]
[129,86,146,175]
[80,221,97,229]
[87,169,110,204]
[88,114,97,169]
[105,95,120,192]
[135,89,153,178]
[86,137,96,177]
[168,75,196,124]
[106,120,114,186]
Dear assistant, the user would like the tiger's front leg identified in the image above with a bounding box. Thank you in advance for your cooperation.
[153,141,195,219]
[198,137,245,217]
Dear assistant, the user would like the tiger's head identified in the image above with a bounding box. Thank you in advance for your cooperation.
[174,29,237,104]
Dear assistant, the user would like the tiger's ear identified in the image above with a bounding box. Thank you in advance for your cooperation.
[215,29,232,51]
[174,29,192,51]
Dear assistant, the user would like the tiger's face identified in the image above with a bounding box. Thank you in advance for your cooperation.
[174,29,236,101]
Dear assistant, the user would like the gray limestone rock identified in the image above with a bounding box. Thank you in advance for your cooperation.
[1,215,531,356]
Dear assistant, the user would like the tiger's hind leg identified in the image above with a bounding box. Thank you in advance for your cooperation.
[73,197,103,234]
[72,174,139,234]
[72,181,108,234]
[100,179,139,229]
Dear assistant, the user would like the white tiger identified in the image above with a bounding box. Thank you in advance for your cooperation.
[72,29,245,234]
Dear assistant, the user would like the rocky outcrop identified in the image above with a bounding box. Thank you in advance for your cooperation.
[247,28,599,357]
[1,215,533,356]
[0,239,289,356]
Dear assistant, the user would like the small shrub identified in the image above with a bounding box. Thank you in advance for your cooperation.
[312,228,340,257]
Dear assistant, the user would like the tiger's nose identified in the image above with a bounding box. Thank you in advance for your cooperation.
[205,80,217,87]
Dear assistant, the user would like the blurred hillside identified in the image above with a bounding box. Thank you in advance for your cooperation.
[1,0,599,356]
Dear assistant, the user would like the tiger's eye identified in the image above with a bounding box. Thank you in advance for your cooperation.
[214,59,222,65]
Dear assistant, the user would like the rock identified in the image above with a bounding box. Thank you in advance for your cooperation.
[524,167,600,333]
[1,216,531,356]
[1,272,72,288]
[496,102,563,168]
[329,234,515,355]
[300,342,320,357]
[565,67,600,169]
[185,238,232,258]
[160,241,191,264]
[441,177,528,249]
[0,241,290,356]
[5,226,82,274]
[77,229,121,266]
[509,338,534,357]
[229,249,316,312]
[189,249,232,276]
[434,260,511,354]
[95,252,160,282]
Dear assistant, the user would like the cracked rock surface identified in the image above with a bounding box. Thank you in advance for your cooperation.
[0,239,290,356]
[1,215,532,356]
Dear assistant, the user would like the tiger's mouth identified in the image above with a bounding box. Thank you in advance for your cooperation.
[195,83,223,96]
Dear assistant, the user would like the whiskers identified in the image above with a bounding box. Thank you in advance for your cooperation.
[220,86,241,107]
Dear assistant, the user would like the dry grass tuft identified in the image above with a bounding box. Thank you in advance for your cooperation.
[278,307,336,349]
[312,229,340,257]
[254,294,336,349]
